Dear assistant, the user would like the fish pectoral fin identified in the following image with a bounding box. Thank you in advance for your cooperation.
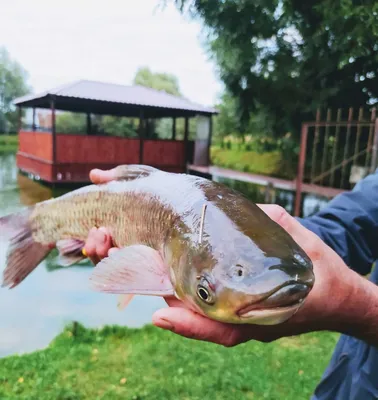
[111,164,159,181]
[56,239,86,267]
[89,245,174,296]
[117,294,135,311]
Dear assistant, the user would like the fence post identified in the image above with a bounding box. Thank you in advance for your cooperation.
[294,124,308,217]
[370,118,378,174]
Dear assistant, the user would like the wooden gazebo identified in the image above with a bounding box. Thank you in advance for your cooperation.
[13,80,217,184]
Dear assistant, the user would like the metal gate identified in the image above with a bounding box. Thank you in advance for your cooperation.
[294,108,378,216]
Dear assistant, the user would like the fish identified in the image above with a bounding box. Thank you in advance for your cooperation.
[0,164,315,325]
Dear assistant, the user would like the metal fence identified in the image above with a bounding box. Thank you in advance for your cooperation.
[294,107,378,216]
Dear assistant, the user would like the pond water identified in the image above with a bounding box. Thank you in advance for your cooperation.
[0,154,330,358]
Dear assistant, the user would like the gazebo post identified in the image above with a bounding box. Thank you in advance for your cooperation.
[172,117,176,140]
[86,113,92,135]
[207,115,213,165]
[50,96,56,165]
[184,116,189,165]
[17,106,22,132]
[139,109,144,164]
[193,115,212,167]
[32,107,36,131]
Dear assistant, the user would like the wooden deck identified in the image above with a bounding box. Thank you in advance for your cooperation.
[188,165,346,199]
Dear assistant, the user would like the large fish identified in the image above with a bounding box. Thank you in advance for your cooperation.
[0,165,314,325]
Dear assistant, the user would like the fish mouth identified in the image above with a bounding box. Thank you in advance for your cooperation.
[237,283,311,319]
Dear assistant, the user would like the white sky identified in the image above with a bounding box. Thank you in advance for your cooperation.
[0,0,223,107]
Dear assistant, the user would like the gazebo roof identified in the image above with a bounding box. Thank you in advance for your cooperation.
[14,79,218,118]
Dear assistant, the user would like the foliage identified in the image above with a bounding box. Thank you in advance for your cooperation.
[133,67,194,140]
[133,66,182,97]
[212,146,283,175]
[213,92,239,139]
[212,132,298,179]
[0,322,339,400]
[214,92,274,141]
[0,48,30,133]
[0,134,18,154]
[98,116,139,138]
[173,0,378,139]
[55,112,86,134]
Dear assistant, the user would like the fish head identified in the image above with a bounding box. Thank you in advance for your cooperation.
[178,196,315,326]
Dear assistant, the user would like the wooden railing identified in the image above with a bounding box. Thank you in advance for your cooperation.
[16,130,193,183]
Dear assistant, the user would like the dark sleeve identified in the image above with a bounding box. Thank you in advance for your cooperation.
[296,169,378,276]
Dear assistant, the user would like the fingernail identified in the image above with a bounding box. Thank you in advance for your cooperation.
[154,318,173,331]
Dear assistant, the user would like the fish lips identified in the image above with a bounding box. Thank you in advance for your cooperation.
[237,282,312,318]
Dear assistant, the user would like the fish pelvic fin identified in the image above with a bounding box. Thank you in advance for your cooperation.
[89,245,174,297]
[56,239,86,267]
[111,164,160,181]
[0,207,52,289]
[117,294,135,311]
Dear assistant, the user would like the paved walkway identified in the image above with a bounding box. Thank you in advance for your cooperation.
[188,165,345,199]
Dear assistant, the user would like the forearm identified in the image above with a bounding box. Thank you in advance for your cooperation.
[297,169,378,276]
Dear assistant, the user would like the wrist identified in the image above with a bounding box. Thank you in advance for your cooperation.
[327,267,378,345]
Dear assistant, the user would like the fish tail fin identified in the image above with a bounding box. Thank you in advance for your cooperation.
[0,207,52,289]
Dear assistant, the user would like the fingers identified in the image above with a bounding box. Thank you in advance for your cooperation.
[257,204,322,254]
[257,204,302,234]
[83,227,114,265]
[89,168,118,184]
[152,307,246,347]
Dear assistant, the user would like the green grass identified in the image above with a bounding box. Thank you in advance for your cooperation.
[0,134,18,154]
[210,146,295,179]
[0,323,339,400]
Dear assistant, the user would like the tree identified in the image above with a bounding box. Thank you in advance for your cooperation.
[172,0,378,138]
[133,67,189,139]
[56,112,86,134]
[133,66,181,96]
[0,47,30,133]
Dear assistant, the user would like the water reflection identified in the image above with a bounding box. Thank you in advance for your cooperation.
[0,155,330,358]
[215,177,330,218]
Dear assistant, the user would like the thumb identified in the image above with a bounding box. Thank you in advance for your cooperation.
[89,168,118,184]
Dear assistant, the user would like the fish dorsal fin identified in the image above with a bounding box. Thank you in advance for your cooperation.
[111,164,160,181]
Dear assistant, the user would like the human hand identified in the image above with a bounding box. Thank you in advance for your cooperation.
[84,167,376,347]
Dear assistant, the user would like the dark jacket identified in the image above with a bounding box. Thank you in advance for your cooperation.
[296,170,378,399]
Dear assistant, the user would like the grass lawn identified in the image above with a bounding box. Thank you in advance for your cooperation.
[0,323,339,400]
[0,135,18,154]
[210,146,296,180]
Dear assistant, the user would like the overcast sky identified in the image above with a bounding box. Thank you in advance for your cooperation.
[0,0,222,107]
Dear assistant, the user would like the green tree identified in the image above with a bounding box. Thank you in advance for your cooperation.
[55,112,86,134]
[173,0,378,138]
[213,92,239,139]
[0,47,30,133]
[133,66,181,96]
[133,67,188,139]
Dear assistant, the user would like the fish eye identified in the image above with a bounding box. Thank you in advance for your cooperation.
[196,279,214,304]
[197,286,210,301]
